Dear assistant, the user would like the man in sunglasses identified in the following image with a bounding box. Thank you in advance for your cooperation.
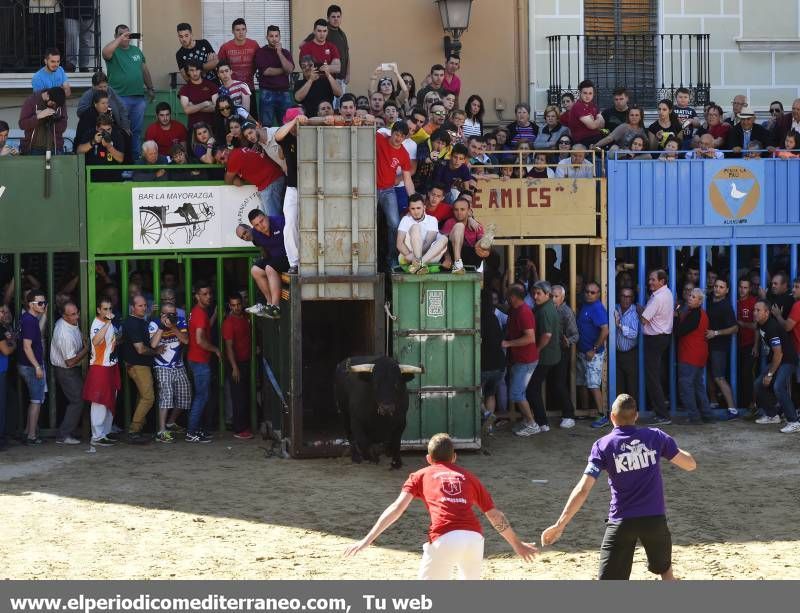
[18,290,48,445]
[577,282,610,428]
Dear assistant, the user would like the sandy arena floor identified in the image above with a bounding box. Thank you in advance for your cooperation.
[1,419,799,580]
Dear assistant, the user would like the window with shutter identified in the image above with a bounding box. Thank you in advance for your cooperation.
[201,0,291,52]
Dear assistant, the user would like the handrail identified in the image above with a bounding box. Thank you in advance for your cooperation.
[607,148,793,160]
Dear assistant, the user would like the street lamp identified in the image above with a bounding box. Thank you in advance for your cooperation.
[434,0,474,58]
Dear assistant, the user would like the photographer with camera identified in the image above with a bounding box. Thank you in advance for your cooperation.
[76,113,125,165]
[148,302,190,444]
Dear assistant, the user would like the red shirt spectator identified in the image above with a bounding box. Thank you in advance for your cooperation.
[677,307,709,368]
[402,462,494,543]
[254,45,294,92]
[568,99,602,143]
[144,120,187,157]
[188,305,212,363]
[226,147,283,191]
[222,313,251,362]
[299,39,340,67]
[788,300,800,352]
[506,302,539,364]
[218,38,260,91]
[179,79,219,129]
[737,294,757,347]
[427,202,453,225]
[376,132,410,190]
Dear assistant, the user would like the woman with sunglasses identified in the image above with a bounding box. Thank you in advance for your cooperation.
[762,100,784,132]
[398,72,417,117]
[213,95,254,143]
[555,134,574,163]
[368,62,409,109]
[533,105,570,151]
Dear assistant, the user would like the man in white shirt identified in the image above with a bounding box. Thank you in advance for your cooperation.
[50,302,88,444]
[555,144,595,178]
[397,194,448,275]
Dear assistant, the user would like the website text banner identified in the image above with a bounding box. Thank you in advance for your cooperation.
[471,178,598,238]
[132,186,260,251]
[1,581,792,613]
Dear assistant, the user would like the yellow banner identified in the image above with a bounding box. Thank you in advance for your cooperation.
[471,178,599,238]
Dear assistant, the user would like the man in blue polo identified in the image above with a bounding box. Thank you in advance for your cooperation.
[541,393,697,580]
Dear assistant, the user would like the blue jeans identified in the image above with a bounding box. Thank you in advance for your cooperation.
[188,361,211,434]
[120,95,147,160]
[677,362,711,420]
[378,187,401,269]
[509,361,538,402]
[259,90,292,127]
[755,363,798,422]
[258,176,287,217]
[19,365,46,404]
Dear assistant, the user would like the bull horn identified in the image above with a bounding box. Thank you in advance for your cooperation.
[348,364,375,373]
[399,365,424,374]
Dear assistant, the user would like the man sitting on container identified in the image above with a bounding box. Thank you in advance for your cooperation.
[237,209,288,319]
[441,197,491,274]
[555,144,595,178]
[396,194,448,275]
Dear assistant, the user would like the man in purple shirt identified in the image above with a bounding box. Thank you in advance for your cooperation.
[236,209,288,319]
[541,393,696,580]
[18,290,48,445]
[254,26,295,127]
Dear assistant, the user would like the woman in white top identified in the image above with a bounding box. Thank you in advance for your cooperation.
[81,299,121,446]
[463,94,485,139]
[368,63,409,108]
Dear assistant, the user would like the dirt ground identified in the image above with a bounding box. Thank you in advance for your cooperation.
[1,419,799,580]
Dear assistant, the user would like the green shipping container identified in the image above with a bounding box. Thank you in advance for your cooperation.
[391,273,481,450]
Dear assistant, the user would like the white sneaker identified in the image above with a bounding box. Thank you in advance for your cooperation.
[56,436,81,445]
[514,423,542,437]
[780,421,800,433]
[452,259,465,274]
[560,418,576,429]
[755,415,781,424]
[245,303,268,317]
[539,424,550,433]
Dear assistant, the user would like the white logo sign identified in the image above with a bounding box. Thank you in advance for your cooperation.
[426,289,445,318]
[613,439,658,473]
[132,186,260,250]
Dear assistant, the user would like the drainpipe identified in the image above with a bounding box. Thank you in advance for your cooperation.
[517,0,529,105]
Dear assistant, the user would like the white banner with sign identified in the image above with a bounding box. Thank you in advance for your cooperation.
[132,185,261,250]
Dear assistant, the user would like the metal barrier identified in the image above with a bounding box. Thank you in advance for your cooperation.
[607,155,800,415]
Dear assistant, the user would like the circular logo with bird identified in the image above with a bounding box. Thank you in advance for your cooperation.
[709,166,760,220]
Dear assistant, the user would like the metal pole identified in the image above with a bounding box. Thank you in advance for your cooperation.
[730,244,738,407]
[46,251,56,430]
[669,246,678,415]
[698,244,707,415]
[637,246,646,413]
[216,257,225,432]
[120,257,130,427]
[608,245,617,407]
[569,243,578,410]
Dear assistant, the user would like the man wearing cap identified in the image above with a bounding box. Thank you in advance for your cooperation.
[726,105,773,156]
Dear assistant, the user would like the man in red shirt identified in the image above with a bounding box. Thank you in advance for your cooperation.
[502,284,540,436]
[424,184,453,226]
[217,18,260,110]
[179,60,219,129]
[144,102,187,157]
[187,281,221,443]
[675,288,713,424]
[376,123,415,269]
[568,79,605,146]
[225,134,286,217]
[344,433,537,579]
[736,277,758,413]
[442,54,462,102]
[441,197,489,274]
[222,293,252,440]
[298,19,341,74]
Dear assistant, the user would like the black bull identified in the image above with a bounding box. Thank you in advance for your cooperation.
[334,355,422,469]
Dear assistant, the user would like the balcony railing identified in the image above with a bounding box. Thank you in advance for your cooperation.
[547,33,711,109]
[0,1,101,73]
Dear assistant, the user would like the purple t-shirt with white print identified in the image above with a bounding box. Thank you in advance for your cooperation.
[584,425,679,521]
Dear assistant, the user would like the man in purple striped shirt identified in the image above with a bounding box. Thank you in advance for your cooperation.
[638,269,674,425]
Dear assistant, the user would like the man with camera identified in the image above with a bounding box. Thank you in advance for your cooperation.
[76,112,125,164]
[18,86,68,155]
[293,55,342,118]
[148,301,190,444]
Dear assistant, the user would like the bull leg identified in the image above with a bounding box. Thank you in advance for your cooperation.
[387,420,405,470]
[350,419,373,465]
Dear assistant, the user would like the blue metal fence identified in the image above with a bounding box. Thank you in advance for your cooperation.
[607,157,800,415]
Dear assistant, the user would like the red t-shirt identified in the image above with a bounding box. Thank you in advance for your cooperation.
[737,295,757,347]
[442,73,461,98]
[441,218,484,245]
[145,120,188,157]
[788,300,800,353]
[179,80,219,128]
[227,147,283,191]
[678,308,709,368]
[222,314,251,362]
[218,39,260,90]
[376,133,411,190]
[506,303,538,364]
[402,462,494,543]
[427,202,453,225]
[298,40,340,67]
[188,305,212,363]
[568,100,601,143]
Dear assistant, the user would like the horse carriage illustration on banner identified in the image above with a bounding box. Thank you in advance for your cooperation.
[138,202,215,245]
